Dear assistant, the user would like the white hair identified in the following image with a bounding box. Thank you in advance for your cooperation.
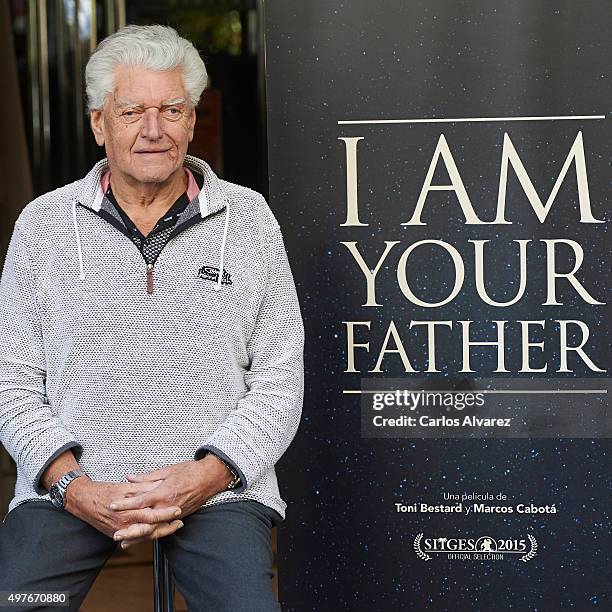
[85,24,208,112]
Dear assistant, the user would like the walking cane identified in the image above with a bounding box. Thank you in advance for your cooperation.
[153,540,175,612]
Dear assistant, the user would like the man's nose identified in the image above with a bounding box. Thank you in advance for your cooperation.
[140,108,163,139]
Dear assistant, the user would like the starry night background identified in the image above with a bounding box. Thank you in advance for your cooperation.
[263,2,610,610]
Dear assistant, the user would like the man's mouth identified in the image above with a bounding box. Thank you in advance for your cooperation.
[135,149,171,154]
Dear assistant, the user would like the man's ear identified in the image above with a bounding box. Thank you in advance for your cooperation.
[187,106,196,143]
[90,110,106,146]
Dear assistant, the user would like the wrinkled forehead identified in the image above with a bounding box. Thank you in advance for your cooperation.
[110,64,188,107]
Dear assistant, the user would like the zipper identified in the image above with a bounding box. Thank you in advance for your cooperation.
[146,263,154,294]
[142,217,205,295]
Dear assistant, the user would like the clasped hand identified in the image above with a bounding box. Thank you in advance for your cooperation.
[108,457,231,548]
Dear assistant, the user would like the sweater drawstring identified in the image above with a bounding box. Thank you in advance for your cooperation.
[72,200,86,280]
[214,198,230,291]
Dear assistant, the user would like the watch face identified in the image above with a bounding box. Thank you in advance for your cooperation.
[49,485,64,509]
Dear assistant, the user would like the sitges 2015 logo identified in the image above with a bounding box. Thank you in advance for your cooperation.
[414,534,537,562]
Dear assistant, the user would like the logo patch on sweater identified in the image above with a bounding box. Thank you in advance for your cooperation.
[197,264,233,286]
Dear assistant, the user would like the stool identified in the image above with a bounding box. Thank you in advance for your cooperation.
[153,540,175,612]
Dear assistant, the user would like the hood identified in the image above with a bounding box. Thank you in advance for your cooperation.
[70,155,231,291]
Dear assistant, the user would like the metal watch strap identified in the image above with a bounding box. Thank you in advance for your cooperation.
[224,463,241,490]
[50,469,86,509]
[205,452,241,490]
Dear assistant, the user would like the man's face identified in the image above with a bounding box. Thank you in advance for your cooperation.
[90,65,196,185]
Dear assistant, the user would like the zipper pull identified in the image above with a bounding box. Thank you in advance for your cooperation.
[146,263,154,294]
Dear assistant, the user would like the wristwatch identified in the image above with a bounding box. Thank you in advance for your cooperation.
[223,462,241,490]
[203,452,241,490]
[49,469,87,510]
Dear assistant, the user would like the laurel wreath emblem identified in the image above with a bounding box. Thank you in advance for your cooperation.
[413,533,431,561]
[520,535,538,562]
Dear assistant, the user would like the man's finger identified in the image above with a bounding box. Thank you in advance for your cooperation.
[131,505,182,524]
[114,522,156,541]
[126,468,171,482]
[124,481,163,497]
[119,536,148,549]
[148,519,184,541]
[131,479,165,489]
[109,493,155,511]
[118,520,184,548]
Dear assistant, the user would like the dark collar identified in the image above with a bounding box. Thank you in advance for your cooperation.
[104,172,205,239]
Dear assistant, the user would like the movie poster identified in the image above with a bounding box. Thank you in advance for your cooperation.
[263,1,610,609]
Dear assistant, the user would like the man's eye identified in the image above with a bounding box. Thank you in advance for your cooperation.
[163,107,183,118]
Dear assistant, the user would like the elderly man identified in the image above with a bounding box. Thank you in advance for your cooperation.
[0,25,303,611]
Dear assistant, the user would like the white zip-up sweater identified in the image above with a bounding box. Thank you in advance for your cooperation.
[0,156,304,519]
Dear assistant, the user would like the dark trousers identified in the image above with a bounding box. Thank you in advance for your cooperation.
[0,499,282,611]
